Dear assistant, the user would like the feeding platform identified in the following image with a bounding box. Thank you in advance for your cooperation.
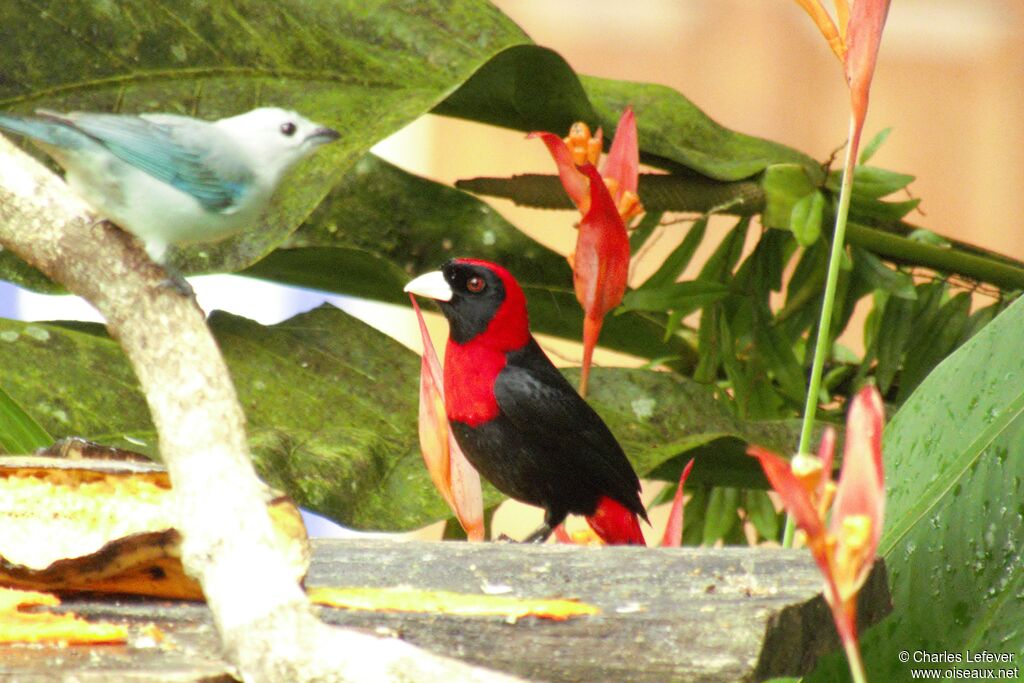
[0,538,891,682]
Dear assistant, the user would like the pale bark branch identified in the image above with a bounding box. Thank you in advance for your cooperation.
[0,136,521,683]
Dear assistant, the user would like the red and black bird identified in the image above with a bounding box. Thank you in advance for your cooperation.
[405,258,648,544]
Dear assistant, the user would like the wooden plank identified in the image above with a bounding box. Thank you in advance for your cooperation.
[0,539,890,682]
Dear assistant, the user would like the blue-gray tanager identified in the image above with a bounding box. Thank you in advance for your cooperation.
[0,108,340,263]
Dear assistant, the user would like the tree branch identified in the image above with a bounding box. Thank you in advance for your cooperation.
[0,136,521,683]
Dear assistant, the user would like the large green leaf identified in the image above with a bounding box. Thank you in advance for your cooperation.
[435,44,818,181]
[434,45,596,137]
[0,306,805,529]
[0,381,52,454]
[246,153,696,366]
[582,77,821,182]
[0,0,529,281]
[809,297,1024,680]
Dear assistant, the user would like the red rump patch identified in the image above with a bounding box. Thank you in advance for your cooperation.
[586,496,647,546]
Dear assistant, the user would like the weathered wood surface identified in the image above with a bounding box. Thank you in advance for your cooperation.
[0,539,891,682]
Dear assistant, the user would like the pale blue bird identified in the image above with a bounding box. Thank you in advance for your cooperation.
[0,108,340,263]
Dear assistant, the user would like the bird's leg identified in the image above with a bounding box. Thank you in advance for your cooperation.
[153,256,195,298]
[521,509,567,543]
[157,269,195,298]
[521,523,554,544]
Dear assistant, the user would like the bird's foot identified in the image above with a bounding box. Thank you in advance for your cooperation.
[157,270,195,298]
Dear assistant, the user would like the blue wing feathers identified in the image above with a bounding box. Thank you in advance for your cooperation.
[0,113,87,150]
[0,111,249,212]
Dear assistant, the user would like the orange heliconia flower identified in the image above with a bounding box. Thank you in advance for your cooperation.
[530,107,643,396]
[749,385,885,655]
[792,0,892,142]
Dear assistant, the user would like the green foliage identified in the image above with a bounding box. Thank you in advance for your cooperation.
[244,154,689,365]
[1,4,1022,672]
[0,0,529,279]
[0,382,51,454]
[0,310,802,530]
[809,292,1024,681]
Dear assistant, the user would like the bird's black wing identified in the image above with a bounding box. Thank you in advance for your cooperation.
[493,338,646,518]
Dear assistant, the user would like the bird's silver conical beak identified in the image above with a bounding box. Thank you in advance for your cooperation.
[307,126,340,145]
[404,270,452,302]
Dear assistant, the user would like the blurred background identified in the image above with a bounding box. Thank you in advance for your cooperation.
[2,0,1021,538]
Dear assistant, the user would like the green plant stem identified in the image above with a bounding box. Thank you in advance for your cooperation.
[843,633,869,683]
[846,222,1024,291]
[458,174,1024,291]
[783,112,860,548]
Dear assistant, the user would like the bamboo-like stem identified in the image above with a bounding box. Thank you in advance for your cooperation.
[843,632,869,683]
[783,111,861,548]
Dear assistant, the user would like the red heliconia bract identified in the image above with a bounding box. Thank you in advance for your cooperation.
[600,106,640,216]
[530,107,642,397]
[528,131,590,213]
[410,295,484,541]
[845,0,892,133]
[660,458,695,548]
[748,385,886,677]
[574,163,630,398]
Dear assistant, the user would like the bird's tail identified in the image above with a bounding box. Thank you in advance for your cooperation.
[0,113,78,148]
[586,496,647,545]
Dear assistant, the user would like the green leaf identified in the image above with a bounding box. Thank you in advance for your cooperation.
[246,154,692,366]
[435,44,818,181]
[852,246,917,300]
[827,166,915,199]
[681,487,709,546]
[874,296,915,393]
[761,164,818,230]
[718,314,752,418]
[789,190,826,247]
[959,300,1003,345]
[744,489,781,541]
[694,303,722,384]
[457,172,766,216]
[699,216,752,283]
[0,319,151,440]
[859,127,893,164]
[582,77,820,181]
[434,45,596,140]
[777,241,828,324]
[811,291,1024,681]
[907,229,952,248]
[621,280,730,314]
[0,309,807,529]
[849,195,921,222]
[896,291,972,401]
[752,321,806,405]
[0,381,51,454]
[640,216,709,289]
[629,211,664,256]
[0,0,530,281]
[702,487,740,544]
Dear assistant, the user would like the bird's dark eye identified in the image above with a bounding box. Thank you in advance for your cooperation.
[280,122,297,137]
[466,275,486,293]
